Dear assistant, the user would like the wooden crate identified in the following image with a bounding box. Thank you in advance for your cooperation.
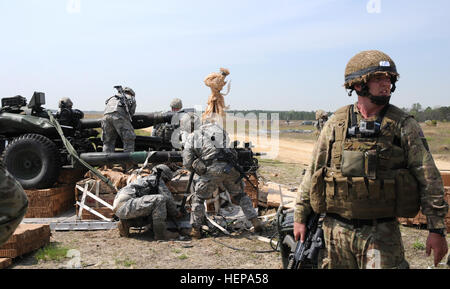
[243,174,259,208]
[0,224,50,258]
[441,171,450,187]
[398,186,450,231]
[76,206,115,220]
[24,184,75,218]
[0,258,12,269]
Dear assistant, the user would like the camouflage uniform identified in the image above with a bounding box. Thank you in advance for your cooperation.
[113,174,178,224]
[0,161,28,245]
[102,91,136,153]
[152,98,183,142]
[295,50,448,269]
[295,103,448,269]
[182,122,258,229]
[315,110,328,133]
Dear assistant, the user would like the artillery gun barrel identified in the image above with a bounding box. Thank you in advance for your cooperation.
[79,151,183,166]
[80,149,264,167]
[79,112,175,129]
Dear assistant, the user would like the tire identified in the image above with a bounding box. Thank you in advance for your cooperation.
[2,134,61,189]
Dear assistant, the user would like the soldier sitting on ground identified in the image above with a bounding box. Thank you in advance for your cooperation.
[112,164,182,240]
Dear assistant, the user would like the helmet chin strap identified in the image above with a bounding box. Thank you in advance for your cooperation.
[353,79,396,105]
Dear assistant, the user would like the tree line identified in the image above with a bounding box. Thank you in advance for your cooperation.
[226,110,318,121]
[401,104,450,122]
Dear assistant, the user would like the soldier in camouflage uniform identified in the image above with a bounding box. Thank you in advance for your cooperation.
[179,113,262,239]
[0,161,28,246]
[294,50,448,269]
[56,97,84,128]
[112,164,181,240]
[315,110,328,133]
[102,87,137,153]
[152,98,183,143]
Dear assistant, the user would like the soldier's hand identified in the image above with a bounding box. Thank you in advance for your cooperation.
[294,222,306,243]
[426,232,448,267]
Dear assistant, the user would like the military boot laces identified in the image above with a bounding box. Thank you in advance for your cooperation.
[251,218,263,233]
[117,220,131,237]
[153,222,179,241]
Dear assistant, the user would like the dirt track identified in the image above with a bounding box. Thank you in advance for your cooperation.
[232,133,450,170]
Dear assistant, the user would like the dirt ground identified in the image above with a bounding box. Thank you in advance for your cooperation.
[8,135,450,270]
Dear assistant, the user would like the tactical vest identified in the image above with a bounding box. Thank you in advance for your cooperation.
[310,104,420,219]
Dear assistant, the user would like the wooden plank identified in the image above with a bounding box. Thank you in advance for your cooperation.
[441,171,450,187]
[0,224,50,258]
[261,182,297,209]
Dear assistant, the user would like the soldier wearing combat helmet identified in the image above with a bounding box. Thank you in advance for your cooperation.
[294,50,448,269]
[152,98,183,142]
[113,164,182,240]
[101,86,137,154]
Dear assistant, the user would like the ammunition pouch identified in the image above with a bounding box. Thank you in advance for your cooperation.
[341,149,377,179]
[310,167,420,219]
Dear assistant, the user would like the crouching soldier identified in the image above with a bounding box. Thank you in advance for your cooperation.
[179,113,263,239]
[112,164,181,240]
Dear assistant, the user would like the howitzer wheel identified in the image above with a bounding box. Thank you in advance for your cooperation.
[2,134,61,189]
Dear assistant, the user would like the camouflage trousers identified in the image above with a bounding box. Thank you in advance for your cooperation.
[115,194,169,225]
[0,163,28,245]
[319,216,409,269]
[101,113,136,153]
[190,162,257,229]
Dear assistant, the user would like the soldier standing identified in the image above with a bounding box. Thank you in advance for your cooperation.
[113,164,181,240]
[101,87,136,153]
[0,161,28,246]
[315,110,328,133]
[294,50,448,269]
[152,98,183,142]
[179,113,263,239]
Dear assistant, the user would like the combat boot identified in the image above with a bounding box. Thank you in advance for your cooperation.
[250,218,263,233]
[189,227,203,239]
[117,219,131,237]
[153,221,179,241]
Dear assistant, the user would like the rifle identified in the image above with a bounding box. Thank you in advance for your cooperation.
[287,213,325,269]
[179,170,195,215]
[114,85,133,122]
[223,148,259,191]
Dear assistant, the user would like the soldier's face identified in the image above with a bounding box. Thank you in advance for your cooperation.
[367,75,392,97]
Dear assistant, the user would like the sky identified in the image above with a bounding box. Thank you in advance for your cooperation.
[1,0,449,113]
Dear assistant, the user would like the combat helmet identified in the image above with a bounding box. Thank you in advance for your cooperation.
[170,98,183,110]
[152,164,173,182]
[58,97,73,109]
[123,87,135,97]
[344,50,399,95]
[179,112,201,133]
[315,109,327,120]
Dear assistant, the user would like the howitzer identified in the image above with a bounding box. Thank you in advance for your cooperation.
[0,92,177,189]
[287,213,325,269]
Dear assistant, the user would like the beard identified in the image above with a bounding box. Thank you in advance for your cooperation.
[369,95,391,105]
